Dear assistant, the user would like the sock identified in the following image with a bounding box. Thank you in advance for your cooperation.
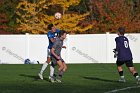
[58,70,64,79]
[50,65,55,77]
[53,73,57,77]
[133,73,139,78]
[120,76,124,79]
[40,62,48,74]
[119,71,124,77]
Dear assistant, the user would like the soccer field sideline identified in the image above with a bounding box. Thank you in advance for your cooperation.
[0,63,140,93]
[104,85,140,93]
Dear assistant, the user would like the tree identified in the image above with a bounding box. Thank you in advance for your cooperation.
[0,0,19,33]
[16,0,93,34]
[0,0,8,31]
[90,0,140,33]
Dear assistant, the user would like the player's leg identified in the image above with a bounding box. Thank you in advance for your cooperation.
[62,62,67,72]
[117,66,126,82]
[57,61,67,79]
[49,55,55,79]
[56,60,64,82]
[49,60,57,83]
[49,64,55,79]
[126,60,140,84]
[128,67,139,78]
[58,58,67,77]
[38,49,51,80]
[57,60,64,75]
[116,61,126,82]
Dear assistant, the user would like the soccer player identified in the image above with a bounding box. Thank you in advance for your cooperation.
[50,30,67,83]
[114,27,140,84]
[38,23,60,80]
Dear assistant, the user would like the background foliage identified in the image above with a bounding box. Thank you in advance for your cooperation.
[0,0,140,34]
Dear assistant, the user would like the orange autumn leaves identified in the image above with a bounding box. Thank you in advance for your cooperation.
[16,0,140,34]
[92,0,140,33]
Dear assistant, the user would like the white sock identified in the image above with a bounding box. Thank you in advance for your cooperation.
[136,76,139,79]
[40,62,48,74]
[50,65,55,77]
[120,76,125,79]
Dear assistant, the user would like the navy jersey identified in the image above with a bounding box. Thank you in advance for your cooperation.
[115,36,133,61]
[47,29,60,49]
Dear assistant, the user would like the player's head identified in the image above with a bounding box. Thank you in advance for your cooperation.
[59,30,67,40]
[117,27,125,36]
[47,23,56,32]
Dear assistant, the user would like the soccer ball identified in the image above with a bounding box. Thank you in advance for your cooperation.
[54,12,61,19]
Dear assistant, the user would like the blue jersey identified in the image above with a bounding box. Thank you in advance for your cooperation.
[115,36,133,61]
[47,29,60,49]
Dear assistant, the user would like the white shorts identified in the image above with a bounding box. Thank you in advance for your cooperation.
[47,49,51,57]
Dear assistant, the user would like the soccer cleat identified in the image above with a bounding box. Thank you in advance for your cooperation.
[119,78,126,83]
[56,78,62,83]
[50,77,55,83]
[48,76,51,80]
[38,73,43,80]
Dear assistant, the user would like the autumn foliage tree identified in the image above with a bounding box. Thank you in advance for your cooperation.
[0,0,8,31]
[16,0,93,34]
[90,0,140,33]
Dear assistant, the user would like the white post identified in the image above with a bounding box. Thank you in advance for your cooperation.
[106,32,111,63]
[26,33,29,59]
[66,34,70,63]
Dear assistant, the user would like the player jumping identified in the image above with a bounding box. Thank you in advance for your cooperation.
[114,27,140,84]
[38,24,60,80]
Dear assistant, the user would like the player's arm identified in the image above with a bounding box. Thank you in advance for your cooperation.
[114,38,119,58]
[115,38,120,52]
[47,32,56,43]
[50,38,56,43]
[51,48,60,60]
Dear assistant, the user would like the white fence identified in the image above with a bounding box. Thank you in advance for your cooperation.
[0,33,140,64]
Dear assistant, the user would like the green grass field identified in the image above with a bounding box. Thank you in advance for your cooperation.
[0,64,140,93]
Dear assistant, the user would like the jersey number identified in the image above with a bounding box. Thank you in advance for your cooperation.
[124,41,128,48]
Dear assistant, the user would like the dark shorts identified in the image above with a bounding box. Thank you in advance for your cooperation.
[116,60,133,67]
[51,55,64,67]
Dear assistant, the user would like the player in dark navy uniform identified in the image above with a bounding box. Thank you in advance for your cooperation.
[114,27,140,84]
[38,24,60,80]
[50,30,67,83]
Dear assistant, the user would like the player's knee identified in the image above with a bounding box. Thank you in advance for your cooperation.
[129,67,135,72]
[46,57,51,63]
[117,66,123,71]
[59,66,64,71]
[63,66,67,72]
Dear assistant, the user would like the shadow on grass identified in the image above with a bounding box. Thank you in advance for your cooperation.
[19,74,49,81]
[83,76,119,83]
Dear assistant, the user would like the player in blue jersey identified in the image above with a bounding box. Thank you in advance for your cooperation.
[114,27,140,84]
[38,24,60,80]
